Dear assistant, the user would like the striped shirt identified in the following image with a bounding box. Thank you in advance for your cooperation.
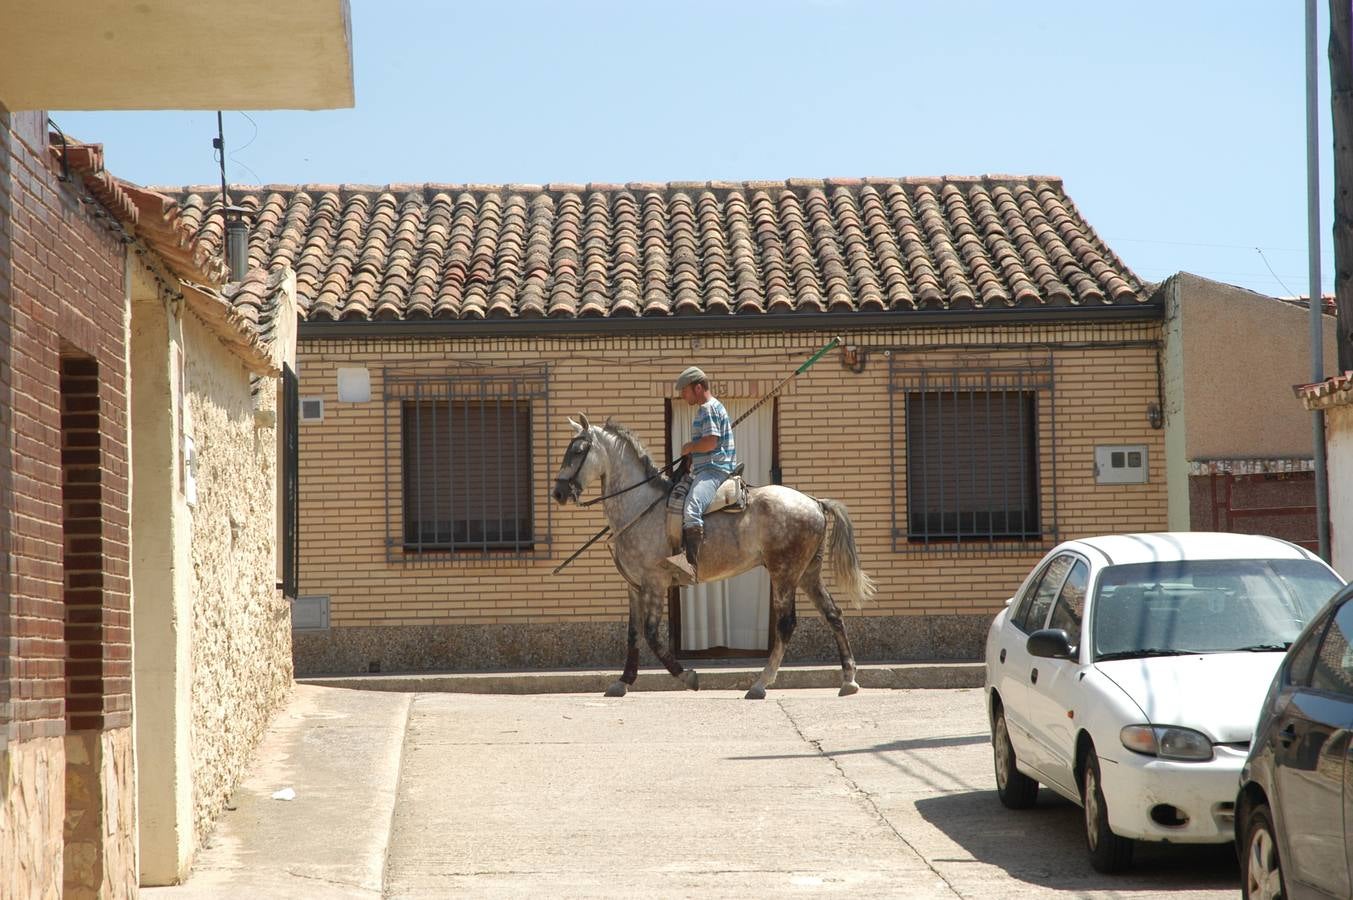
[691,397,736,474]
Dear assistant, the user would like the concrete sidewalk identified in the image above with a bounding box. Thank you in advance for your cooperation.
[143,685,411,899]
[297,659,984,694]
[146,662,982,898]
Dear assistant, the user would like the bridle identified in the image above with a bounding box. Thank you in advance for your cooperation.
[556,428,681,508]
[555,432,595,504]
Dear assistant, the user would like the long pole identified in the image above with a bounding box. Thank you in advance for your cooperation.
[1309,0,1332,561]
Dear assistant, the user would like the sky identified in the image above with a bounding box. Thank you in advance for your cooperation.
[52,0,1337,298]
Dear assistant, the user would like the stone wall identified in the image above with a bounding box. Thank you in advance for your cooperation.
[184,311,293,844]
[0,735,64,900]
[62,727,136,898]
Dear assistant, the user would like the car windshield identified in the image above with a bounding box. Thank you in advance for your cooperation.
[1092,559,1343,661]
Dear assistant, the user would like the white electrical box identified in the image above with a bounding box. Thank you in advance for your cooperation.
[1095,445,1148,484]
[292,595,330,631]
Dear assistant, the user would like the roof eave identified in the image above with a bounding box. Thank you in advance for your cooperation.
[299,303,1164,341]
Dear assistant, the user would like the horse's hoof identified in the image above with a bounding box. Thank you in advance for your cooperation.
[604,681,628,698]
[744,684,767,700]
[681,669,700,691]
[838,681,860,697]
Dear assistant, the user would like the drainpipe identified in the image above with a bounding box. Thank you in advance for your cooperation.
[1307,0,1332,561]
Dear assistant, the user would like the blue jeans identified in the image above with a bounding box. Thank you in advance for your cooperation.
[683,469,727,529]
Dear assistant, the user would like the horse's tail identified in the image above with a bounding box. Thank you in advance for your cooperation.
[819,498,876,610]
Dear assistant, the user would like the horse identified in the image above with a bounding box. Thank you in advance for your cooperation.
[551,413,876,700]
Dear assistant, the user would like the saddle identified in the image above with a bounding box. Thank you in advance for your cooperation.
[666,463,748,553]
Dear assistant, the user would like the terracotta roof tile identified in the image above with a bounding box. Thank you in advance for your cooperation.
[52,139,283,372]
[160,176,1147,323]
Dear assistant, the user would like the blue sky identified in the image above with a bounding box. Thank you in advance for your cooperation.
[54,0,1334,297]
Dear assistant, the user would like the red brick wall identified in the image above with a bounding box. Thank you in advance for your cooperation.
[1188,471,1319,550]
[1,110,131,741]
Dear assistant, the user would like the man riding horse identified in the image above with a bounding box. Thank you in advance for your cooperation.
[667,366,735,582]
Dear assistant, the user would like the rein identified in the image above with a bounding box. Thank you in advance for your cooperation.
[580,460,676,507]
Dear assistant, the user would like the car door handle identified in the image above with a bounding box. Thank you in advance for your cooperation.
[1279,724,1296,748]
[1000,648,1007,664]
[1030,667,1039,685]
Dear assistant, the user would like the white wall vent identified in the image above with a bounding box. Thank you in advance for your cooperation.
[1095,445,1149,484]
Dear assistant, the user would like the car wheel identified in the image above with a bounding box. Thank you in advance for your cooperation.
[1242,802,1285,900]
[1082,750,1133,873]
[992,701,1039,809]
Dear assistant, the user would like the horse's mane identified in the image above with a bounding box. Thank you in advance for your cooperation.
[603,418,669,487]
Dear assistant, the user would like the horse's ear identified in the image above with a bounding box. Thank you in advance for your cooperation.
[567,416,583,436]
[578,412,591,431]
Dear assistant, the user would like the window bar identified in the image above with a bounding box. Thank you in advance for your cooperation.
[968,377,979,539]
[888,363,898,551]
[990,370,1001,541]
[541,365,550,554]
[480,379,488,555]
[494,389,503,553]
[1048,355,1058,543]
[949,370,960,541]
[919,372,930,544]
[413,381,425,554]
[1001,379,1010,541]
[431,388,441,549]
[511,380,521,555]
[447,388,458,555]
[383,370,392,562]
[1017,372,1028,540]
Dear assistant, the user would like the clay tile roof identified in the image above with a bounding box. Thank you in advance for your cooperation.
[53,137,282,371]
[158,176,1147,323]
[1296,371,1353,409]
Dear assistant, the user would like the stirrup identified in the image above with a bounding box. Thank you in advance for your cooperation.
[663,552,697,584]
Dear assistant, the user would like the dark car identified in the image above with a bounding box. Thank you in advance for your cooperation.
[1237,580,1353,899]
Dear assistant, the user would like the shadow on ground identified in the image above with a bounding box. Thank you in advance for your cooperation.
[915,788,1239,892]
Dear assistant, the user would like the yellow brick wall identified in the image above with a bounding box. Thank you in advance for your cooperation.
[295,322,1166,627]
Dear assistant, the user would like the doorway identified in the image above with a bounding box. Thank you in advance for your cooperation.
[667,397,776,657]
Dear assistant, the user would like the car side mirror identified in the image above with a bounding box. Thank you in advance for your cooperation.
[1027,628,1076,660]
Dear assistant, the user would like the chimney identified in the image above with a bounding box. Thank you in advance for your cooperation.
[223,205,250,281]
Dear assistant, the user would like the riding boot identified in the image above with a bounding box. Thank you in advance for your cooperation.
[683,524,703,581]
[663,524,703,583]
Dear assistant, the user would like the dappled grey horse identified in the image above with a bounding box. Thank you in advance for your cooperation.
[552,414,875,699]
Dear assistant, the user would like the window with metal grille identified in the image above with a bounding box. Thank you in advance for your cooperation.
[890,356,1057,553]
[385,367,550,563]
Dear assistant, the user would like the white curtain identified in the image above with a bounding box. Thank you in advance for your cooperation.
[671,398,772,651]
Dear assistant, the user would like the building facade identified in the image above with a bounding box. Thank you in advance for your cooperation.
[168,176,1170,675]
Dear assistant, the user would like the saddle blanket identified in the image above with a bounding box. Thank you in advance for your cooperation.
[666,473,748,551]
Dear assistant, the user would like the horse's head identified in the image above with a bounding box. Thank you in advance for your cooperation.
[552,413,603,504]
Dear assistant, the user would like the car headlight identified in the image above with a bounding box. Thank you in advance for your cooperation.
[1119,725,1214,761]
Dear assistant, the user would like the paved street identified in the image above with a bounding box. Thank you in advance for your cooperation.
[385,688,1238,898]
[150,683,1241,898]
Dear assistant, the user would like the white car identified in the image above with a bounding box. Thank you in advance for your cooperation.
[985,532,1344,873]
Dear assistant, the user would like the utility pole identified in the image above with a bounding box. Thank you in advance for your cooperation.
[1333,0,1353,370]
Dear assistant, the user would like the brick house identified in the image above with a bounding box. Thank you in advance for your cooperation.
[166,175,1170,675]
[1158,272,1338,554]
[0,116,304,896]
[1,4,352,895]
